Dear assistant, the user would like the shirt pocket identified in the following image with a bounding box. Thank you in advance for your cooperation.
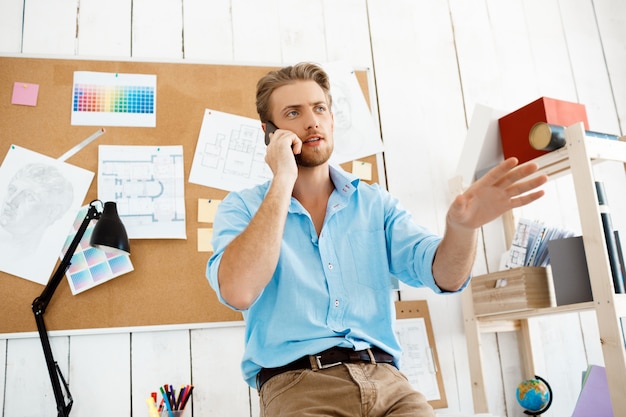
[348,229,391,290]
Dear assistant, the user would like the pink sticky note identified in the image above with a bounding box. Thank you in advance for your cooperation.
[11,82,40,106]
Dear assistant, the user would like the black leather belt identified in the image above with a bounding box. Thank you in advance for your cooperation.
[256,347,394,390]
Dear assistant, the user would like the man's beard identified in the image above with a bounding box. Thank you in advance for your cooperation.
[295,145,333,168]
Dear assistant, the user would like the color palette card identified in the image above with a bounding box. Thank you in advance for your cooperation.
[63,205,134,295]
[71,71,157,127]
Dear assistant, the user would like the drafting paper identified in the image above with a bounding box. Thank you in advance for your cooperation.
[189,109,273,192]
[71,71,157,127]
[0,145,94,285]
[394,318,441,400]
[322,61,384,163]
[63,205,134,295]
[97,145,186,239]
[11,82,39,106]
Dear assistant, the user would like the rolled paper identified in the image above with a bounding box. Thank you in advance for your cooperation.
[529,122,619,151]
[529,122,566,151]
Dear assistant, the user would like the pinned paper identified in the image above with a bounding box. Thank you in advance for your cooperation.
[11,82,40,106]
[351,160,372,181]
[198,198,222,223]
[197,228,213,252]
[97,145,186,239]
[71,71,157,127]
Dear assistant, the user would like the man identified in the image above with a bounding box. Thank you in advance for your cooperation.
[207,62,547,416]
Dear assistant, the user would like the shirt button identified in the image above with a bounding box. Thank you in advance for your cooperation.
[328,263,333,270]
[334,300,339,307]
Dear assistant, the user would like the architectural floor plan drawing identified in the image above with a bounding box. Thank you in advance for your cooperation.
[97,145,186,239]
[189,109,273,192]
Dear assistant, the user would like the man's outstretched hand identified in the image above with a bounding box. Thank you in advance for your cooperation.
[448,157,548,230]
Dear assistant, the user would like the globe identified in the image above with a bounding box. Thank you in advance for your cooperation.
[516,376,552,415]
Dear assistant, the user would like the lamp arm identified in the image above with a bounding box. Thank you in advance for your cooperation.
[31,203,100,417]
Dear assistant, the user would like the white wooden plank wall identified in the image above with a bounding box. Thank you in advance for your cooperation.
[1,1,625,416]
[367,3,472,414]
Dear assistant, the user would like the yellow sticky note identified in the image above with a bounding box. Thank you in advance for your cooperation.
[352,160,372,181]
[198,198,222,223]
[198,228,214,252]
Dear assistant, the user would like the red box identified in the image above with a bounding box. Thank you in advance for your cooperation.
[498,97,589,164]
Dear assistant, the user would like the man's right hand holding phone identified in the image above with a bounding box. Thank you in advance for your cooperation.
[263,121,301,183]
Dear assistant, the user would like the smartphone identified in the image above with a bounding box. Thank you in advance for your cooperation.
[264,121,278,145]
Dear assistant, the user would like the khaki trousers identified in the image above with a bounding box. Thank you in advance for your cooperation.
[259,362,435,417]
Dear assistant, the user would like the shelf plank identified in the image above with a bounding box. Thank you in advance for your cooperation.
[475,302,595,322]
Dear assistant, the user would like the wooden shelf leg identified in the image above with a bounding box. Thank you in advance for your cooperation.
[517,318,536,380]
[462,288,489,413]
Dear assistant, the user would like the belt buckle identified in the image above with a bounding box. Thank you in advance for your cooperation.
[315,355,342,370]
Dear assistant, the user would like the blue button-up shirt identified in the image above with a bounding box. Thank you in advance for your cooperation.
[207,165,466,387]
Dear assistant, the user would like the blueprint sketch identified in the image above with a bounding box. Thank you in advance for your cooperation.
[97,145,186,239]
[189,109,273,192]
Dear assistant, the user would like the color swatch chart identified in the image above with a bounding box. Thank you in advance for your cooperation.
[73,84,154,114]
[71,71,157,127]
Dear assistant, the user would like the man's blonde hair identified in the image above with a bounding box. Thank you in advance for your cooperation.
[255,62,332,123]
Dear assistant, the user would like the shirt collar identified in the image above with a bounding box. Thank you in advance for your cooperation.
[286,164,359,214]
[329,164,360,197]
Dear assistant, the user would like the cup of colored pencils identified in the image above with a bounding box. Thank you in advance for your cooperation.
[146,384,194,417]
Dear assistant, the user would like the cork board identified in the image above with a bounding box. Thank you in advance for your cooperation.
[0,56,379,333]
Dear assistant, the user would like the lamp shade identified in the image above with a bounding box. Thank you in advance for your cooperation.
[90,201,130,255]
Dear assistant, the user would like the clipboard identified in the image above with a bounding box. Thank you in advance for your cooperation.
[395,300,447,408]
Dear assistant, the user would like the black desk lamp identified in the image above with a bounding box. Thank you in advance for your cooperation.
[31,200,130,417]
